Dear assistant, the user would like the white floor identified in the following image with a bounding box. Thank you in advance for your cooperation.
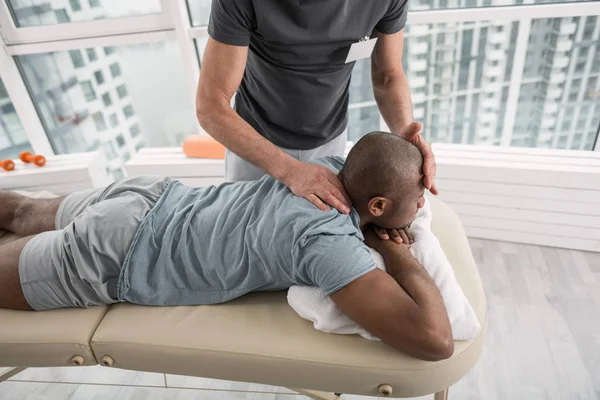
[1,238,600,400]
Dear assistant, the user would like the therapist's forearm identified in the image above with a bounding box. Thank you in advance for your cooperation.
[373,70,414,135]
[197,102,297,181]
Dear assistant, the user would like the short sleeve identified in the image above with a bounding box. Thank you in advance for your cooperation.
[208,0,255,46]
[375,0,409,35]
[294,234,377,296]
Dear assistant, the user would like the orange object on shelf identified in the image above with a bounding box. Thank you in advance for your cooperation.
[183,135,226,160]
[20,151,46,167]
[0,159,15,171]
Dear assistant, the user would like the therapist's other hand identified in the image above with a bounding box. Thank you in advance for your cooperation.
[373,226,414,245]
[398,121,438,195]
[282,160,352,214]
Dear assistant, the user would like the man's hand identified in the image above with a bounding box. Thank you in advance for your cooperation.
[398,122,438,195]
[373,226,414,245]
[281,160,352,214]
[363,225,411,255]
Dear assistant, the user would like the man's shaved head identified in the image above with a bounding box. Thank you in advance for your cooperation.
[340,131,423,203]
[339,131,425,228]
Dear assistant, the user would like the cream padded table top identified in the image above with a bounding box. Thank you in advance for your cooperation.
[0,193,487,398]
[90,196,487,398]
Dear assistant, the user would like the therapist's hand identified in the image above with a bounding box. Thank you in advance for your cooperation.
[281,160,352,214]
[398,121,438,195]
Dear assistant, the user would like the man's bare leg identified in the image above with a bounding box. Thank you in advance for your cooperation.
[0,236,34,310]
[0,191,64,236]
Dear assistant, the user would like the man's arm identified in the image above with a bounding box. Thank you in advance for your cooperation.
[196,38,351,213]
[196,39,294,183]
[329,230,453,360]
[371,30,438,195]
[372,29,413,134]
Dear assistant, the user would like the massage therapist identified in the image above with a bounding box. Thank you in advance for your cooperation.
[195,0,437,216]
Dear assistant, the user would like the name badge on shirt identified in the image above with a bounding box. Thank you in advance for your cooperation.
[345,36,378,63]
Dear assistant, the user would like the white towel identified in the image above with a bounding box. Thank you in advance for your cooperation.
[287,197,481,341]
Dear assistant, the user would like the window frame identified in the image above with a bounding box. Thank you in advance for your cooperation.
[0,0,598,156]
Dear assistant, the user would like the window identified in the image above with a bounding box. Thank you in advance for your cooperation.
[116,134,126,148]
[69,50,85,68]
[86,48,98,62]
[586,76,600,100]
[110,63,122,78]
[102,93,112,107]
[187,0,213,26]
[580,106,590,117]
[69,0,81,12]
[110,113,119,128]
[558,136,568,148]
[348,105,380,143]
[104,142,117,159]
[104,47,116,56]
[123,105,135,119]
[571,79,581,93]
[130,124,141,138]
[7,0,161,27]
[55,9,70,23]
[0,79,33,160]
[112,168,125,181]
[16,41,197,175]
[352,17,600,150]
[93,113,107,131]
[80,81,96,101]
[116,84,128,99]
[94,70,105,85]
[583,26,595,40]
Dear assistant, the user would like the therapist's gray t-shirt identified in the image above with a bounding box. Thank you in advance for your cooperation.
[207,0,408,150]
[117,157,377,306]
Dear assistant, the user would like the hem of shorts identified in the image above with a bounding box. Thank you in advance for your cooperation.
[54,192,72,230]
[116,179,176,301]
[18,234,46,311]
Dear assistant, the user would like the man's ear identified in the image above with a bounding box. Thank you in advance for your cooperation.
[367,197,389,217]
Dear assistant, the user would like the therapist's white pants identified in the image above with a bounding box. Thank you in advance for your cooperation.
[225,130,348,182]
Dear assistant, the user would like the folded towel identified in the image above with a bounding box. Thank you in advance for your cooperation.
[287,197,481,341]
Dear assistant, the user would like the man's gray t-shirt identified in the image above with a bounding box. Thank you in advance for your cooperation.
[207,0,408,150]
[117,157,377,306]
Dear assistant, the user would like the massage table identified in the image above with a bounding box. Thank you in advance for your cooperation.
[0,192,487,399]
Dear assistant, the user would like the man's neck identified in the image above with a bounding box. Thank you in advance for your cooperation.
[356,208,372,230]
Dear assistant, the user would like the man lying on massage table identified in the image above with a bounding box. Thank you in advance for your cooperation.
[0,132,453,361]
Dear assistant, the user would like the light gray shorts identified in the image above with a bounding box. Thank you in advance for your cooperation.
[19,176,172,310]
